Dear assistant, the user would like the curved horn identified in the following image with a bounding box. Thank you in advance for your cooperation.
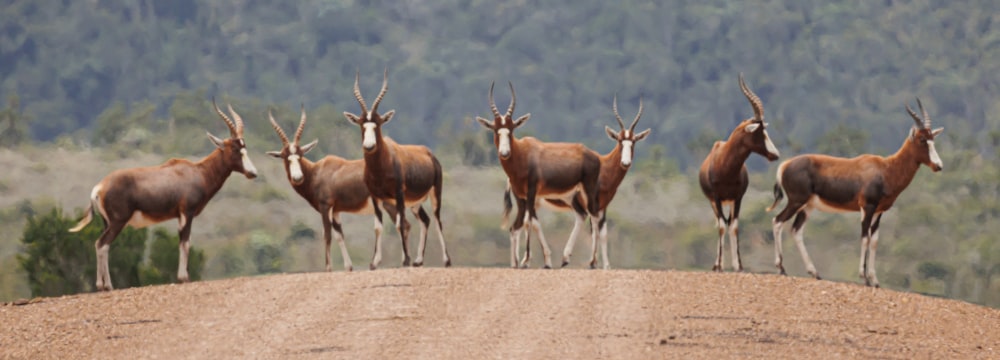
[629,96,644,132]
[268,109,290,146]
[353,71,369,115]
[612,94,625,130]
[918,98,930,128]
[371,68,389,113]
[212,98,238,137]
[294,104,307,144]
[488,81,502,118]
[738,73,764,122]
[905,101,924,129]
[227,103,245,136]
[505,81,516,119]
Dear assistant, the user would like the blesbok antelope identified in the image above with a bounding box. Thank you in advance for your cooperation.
[767,98,944,287]
[266,106,398,272]
[477,81,602,269]
[69,100,258,291]
[344,70,451,269]
[502,95,650,269]
[698,74,780,272]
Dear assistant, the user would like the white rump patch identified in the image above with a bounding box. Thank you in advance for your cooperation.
[497,128,512,157]
[621,140,634,166]
[362,123,378,149]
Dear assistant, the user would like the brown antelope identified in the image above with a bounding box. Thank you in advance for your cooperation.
[266,106,398,272]
[698,74,780,272]
[502,95,650,269]
[477,82,602,269]
[69,100,258,291]
[344,70,451,269]
[767,98,943,287]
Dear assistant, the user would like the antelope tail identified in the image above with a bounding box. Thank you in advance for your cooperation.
[501,180,513,229]
[765,183,785,212]
[68,203,94,233]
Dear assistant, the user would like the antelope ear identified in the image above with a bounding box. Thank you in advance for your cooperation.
[476,116,494,130]
[634,128,652,142]
[909,127,918,139]
[207,132,225,148]
[931,127,944,136]
[744,122,761,133]
[344,112,361,125]
[605,126,618,141]
[300,139,319,154]
[266,151,283,158]
[513,113,531,128]
[381,110,395,124]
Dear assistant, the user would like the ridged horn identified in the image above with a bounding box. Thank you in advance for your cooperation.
[612,94,625,130]
[353,71,369,115]
[371,68,389,113]
[738,73,764,122]
[505,81,516,119]
[294,104,307,144]
[212,97,238,137]
[629,96,644,132]
[268,109,290,146]
[488,81,502,119]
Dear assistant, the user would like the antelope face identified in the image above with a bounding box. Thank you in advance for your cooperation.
[742,120,780,161]
[267,140,318,186]
[605,126,651,168]
[345,110,395,153]
[913,127,945,172]
[477,81,529,160]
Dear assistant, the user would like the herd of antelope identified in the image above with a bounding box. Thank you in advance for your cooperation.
[70,72,945,291]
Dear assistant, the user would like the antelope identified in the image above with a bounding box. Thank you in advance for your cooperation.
[344,70,451,269]
[69,100,258,291]
[477,82,602,269]
[266,106,398,272]
[502,95,650,269]
[767,98,943,287]
[698,74,780,272]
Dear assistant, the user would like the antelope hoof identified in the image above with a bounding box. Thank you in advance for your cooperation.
[444,259,452,268]
[346,265,353,272]
[370,263,378,271]
[178,276,190,284]
[543,264,552,269]
[712,265,722,272]
[777,266,787,276]
[589,262,597,270]
[413,261,424,268]
[561,260,570,268]
[402,259,411,267]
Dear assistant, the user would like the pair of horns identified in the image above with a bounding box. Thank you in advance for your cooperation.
[353,69,389,116]
[268,105,307,146]
[488,81,517,120]
[612,94,643,132]
[905,98,932,129]
[212,98,244,137]
[738,73,764,122]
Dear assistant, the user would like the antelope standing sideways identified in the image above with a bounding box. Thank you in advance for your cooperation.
[70,100,258,291]
[503,95,650,269]
[698,74,780,272]
[767,98,943,287]
[266,107,397,272]
[478,82,602,269]
[344,70,451,269]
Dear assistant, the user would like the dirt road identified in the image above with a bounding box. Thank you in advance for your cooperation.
[2,268,998,359]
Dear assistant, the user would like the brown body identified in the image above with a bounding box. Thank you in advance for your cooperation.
[478,82,602,269]
[768,98,944,287]
[697,74,780,272]
[510,96,650,269]
[70,101,258,291]
[267,108,397,272]
[345,70,450,269]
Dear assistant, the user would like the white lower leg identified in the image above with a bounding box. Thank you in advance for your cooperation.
[371,217,384,269]
[335,229,352,271]
[599,223,610,270]
[95,243,110,290]
[531,218,553,268]
[728,219,741,271]
[715,218,726,270]
[561,213,586,265]
[858,234,870,279]
[588,215,600,267]
[177,241,190,283]
[772,220,785,272]
[792,224,818,278]
[434,219,449,264]
[867,231,880,286]
[510,227,520,268]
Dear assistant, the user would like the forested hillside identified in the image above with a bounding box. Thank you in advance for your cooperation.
[0,1,997,307]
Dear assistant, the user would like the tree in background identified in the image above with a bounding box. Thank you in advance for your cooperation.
[17,207,145,296]
[138,228,205,285]
[0,94,30,148]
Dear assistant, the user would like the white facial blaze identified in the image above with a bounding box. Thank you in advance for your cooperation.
[240,148,258,176]
[497,128,512,158]
[288,154,303,182]
[362,123,378,150]
[621,140,634,166]
[927,140,943,169]
[763,130,780,157]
